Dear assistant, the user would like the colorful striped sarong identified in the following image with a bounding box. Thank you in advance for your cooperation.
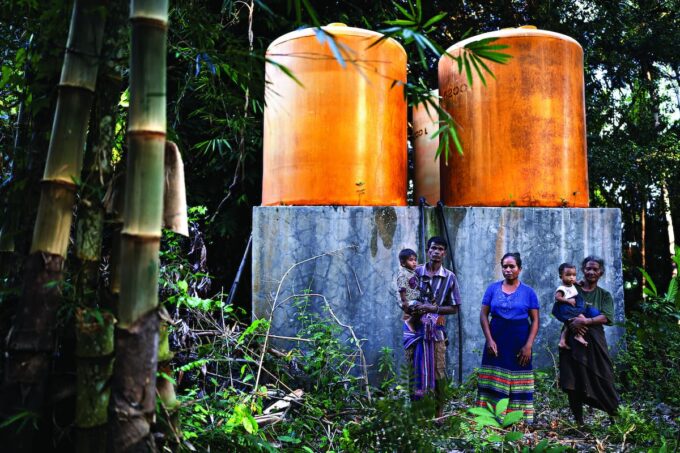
[476,317,535,423]
[403,314,440,400]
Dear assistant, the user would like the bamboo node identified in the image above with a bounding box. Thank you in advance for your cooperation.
[130,16,168,30]
[121,232,162,242]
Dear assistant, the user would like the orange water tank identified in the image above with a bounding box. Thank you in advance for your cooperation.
[412,90,440,204]
[262,24,407,206]
[438,27,589,207]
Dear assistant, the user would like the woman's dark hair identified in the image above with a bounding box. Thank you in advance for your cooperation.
[501,252,522,268]
[399,248,417,263]
[582,255,605,271]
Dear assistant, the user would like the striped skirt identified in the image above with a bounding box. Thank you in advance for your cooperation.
[476,317,535,423]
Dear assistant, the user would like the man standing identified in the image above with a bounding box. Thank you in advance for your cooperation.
[402,236,461,417]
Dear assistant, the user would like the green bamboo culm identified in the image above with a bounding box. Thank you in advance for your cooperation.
[108,0,168,450]
[2,1,106,450]
[31,0,106,256]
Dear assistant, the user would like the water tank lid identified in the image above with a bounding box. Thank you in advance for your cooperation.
[267,24,406,56]
[443,27,581,54]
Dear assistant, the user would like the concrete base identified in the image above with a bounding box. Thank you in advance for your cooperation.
[252,206,624,382]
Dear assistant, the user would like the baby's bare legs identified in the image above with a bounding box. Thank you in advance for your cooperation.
[558,327,570,349]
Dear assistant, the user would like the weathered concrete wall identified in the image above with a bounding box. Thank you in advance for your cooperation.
[252,206,624,382]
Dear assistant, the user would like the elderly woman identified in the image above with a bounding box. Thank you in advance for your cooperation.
[559,256,619,424]
[477,252,540,424]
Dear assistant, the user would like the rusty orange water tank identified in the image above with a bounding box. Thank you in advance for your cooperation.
[412,90,440,204]
[438,27,589,207]
[262,24,407,206]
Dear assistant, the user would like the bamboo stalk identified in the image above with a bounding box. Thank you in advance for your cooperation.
[32,0,106,255]
[75,308,115,452]
[109,0,168,450]
[3,2,107,450]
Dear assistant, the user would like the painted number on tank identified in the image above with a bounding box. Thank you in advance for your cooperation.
[413,127,429,138]
[442,84,468,99]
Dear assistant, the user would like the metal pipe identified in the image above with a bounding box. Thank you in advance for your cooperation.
[437,201,463,385]
[226,234,252,307]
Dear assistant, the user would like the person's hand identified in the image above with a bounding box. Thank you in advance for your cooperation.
[517,344,532,366]
[567,298,577,306]
[412,304,433,316]
[486,338,498,357]
[568,317,588,336]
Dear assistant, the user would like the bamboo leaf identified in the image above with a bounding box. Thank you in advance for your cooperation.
[468,51,487,86]
[392,1,414,20]
[384,19,417,26]
[423,12,447,29]
[462,51,473,87]
[265,58,304,87]
[300,0,320,25]
[471,53,496,79]
[473,49,513,64]
[639,267,657,296]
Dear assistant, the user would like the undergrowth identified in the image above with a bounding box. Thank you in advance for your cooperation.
[159,231,680,452]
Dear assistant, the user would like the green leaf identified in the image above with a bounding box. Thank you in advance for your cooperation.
[502,410,524,427]
[300,0,320,25]
[468,406,494,417]
[278,435,301,444]
[384,19,417,26]
[494,398,509,416]
[468,52,487,86]
[242,414,258,434]
[488,434,504,442]
[392,1,414,20]
[177,280,189,292]
[474,415,502,428]
[534,439,549,453]
[504,431,524,442]
[265,58,303,87]
[423,12,447,29]
[639,267,657,296]
[462,51,473,87]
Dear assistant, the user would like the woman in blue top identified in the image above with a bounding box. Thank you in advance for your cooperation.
[476,252,540,423]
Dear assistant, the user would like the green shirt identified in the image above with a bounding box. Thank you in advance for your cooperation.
[577,286,615,325]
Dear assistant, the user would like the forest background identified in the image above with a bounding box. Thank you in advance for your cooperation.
[0,0,679,451]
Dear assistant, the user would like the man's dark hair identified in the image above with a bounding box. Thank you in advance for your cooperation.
[501,252,522,268]
[582,255,605,271]
[399,248,417,263]
[427,236,448,250]
[558,262,576,276]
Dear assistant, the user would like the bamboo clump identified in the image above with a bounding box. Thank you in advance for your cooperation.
[108,0,169,450]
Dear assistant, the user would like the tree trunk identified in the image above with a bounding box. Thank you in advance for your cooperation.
[108,0,168,450]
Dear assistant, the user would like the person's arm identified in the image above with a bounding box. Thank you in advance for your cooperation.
[480,304,497,356]
[518,309,539,366]
[413,274,461,315]
[569,313,608,335]
[570,290,614,333]
[555,289,576,306]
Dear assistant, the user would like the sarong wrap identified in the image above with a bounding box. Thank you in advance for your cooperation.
[403,313,441,399]
[476,317,535,423]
